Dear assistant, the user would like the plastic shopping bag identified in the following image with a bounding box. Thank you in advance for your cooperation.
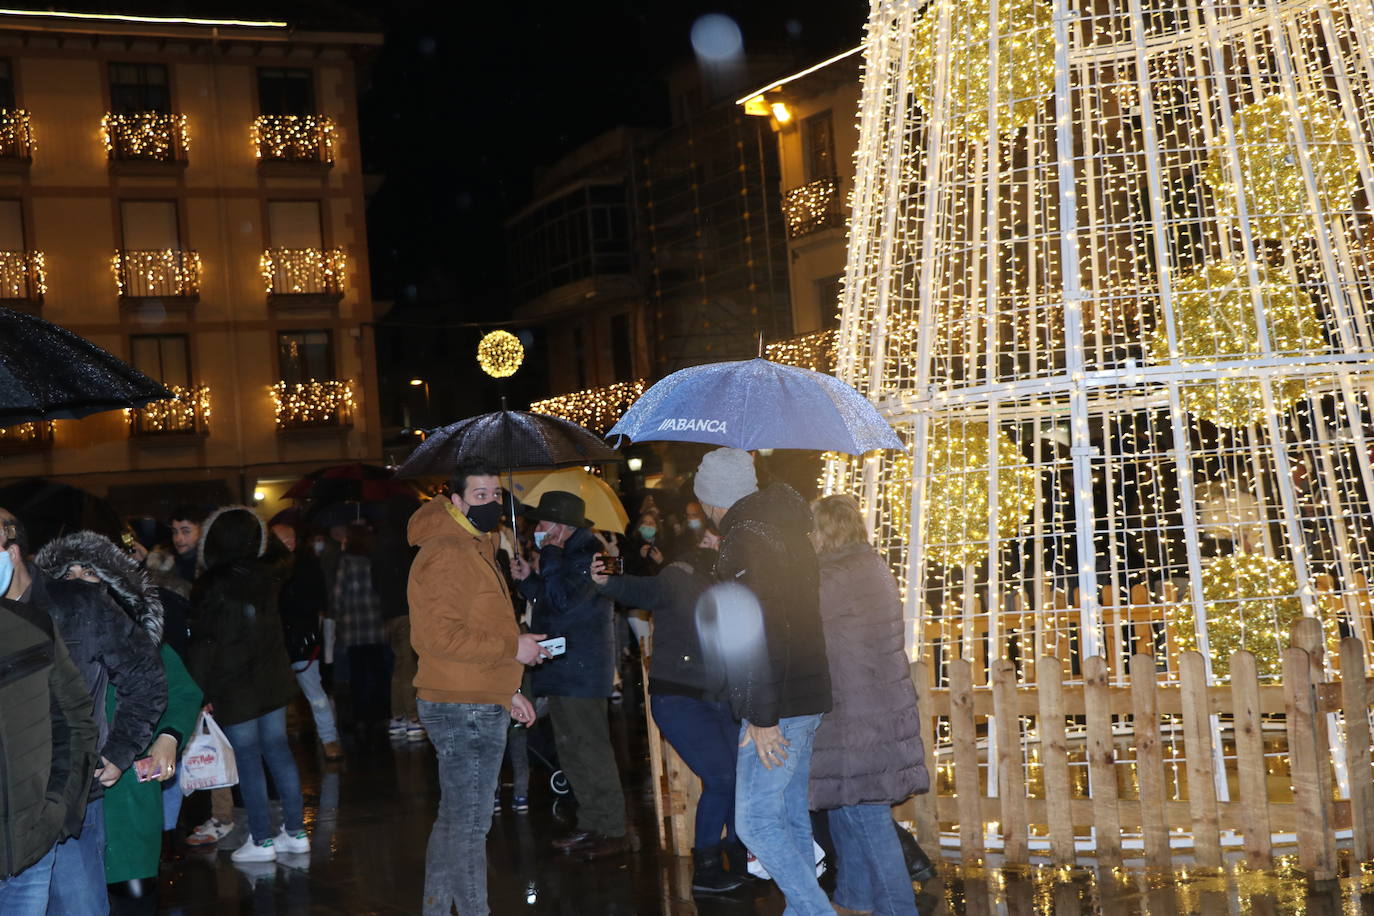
[179,710,239,795]
[746,839,827,880]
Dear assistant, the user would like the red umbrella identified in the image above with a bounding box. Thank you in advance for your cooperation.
[284,463,419,502]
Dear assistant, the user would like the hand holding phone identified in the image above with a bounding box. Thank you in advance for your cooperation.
[134,757,160,782]
[537,636,566,657]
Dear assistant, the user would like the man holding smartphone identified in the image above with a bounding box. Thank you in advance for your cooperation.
[407,457,551,916]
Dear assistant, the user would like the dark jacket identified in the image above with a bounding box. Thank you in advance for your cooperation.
[0,599,98,879]
[715,483,831,728]
[598,547,718,699]
[271,546,326,663]
[808,543,928,810]
[519,527,615,698]
[187,506,296,727]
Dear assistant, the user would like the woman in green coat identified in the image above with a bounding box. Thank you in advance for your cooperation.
[35,531,203,914]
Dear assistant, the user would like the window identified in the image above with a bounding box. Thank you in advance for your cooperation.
[267,201,323,248]
[258,68,314,116]
[0,200,24,251]
[610,313,633,382]
[816,273,844,329]
[803,111,836,180]
[109,63,170,113]
[278,330,333,385]
[0,60,15,110]
[120,201,180,249]
[131,334,190,388]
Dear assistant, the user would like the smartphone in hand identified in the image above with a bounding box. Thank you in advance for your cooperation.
[537,636,567,657]
[595,554,624,576]
[134,757,160,782]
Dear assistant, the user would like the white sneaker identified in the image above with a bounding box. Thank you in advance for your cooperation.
[274,828,310,854]
[387,716,408,736]
[185,817,234,846]
[406,719,427,741]
[231,837,276,863]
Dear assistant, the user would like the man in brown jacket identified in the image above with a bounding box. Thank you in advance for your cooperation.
[408,455,550,916]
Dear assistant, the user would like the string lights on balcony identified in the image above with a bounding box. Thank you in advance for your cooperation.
[250,115,336,163]
[530,380,647,435]
[270,379,355,428]
[124,384,211,434]
[781,177,842,239]
[0,108,32,158]
[0,250,44,298]
[260,247,347,296]
[100,112,189,161]
[112,250,201,298]
[765,329,840,373]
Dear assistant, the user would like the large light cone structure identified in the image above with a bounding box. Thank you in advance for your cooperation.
[832,0,1374,691]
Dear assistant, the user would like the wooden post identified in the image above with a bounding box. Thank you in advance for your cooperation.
[912,660,939,850]
[949,658,984,864]
[1283,645,1337,880]
[1179,651,1222,867]
[992,658,1028,863]
[1229,650,1272,868]
[1036,655,1075,863]
[640,638,669,852]
[1339,638,1374,862]
[1130,653,1170,868]
[1083,655,1121,865]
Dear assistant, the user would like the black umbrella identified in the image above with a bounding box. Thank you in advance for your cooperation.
[0,307,172,425]
[396,410,620,479]
[0,478,127,553]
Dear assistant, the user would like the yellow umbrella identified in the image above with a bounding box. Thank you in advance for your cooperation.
[510,467,629,533]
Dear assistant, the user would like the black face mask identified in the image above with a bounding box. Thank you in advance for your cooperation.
[464,500,504,533]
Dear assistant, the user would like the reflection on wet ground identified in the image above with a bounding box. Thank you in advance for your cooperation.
[156,701,1374,914]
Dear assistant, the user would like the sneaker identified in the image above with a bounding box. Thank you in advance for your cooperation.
[387,716,408,736]
[493,794,502,813]
[185,817,234,847]
[273,828,309,854]
[406,719,426,741]
[512,796,529,813]
[230,837,276,863]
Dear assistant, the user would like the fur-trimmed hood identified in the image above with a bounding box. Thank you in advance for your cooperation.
[34,530,164,645]
[198,505,267,572]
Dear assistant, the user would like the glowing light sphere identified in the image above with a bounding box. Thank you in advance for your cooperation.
[1147,259,1325,427]
[912,0,1055,141]
[884,421,1038,567]
[1204,91,1359,239]
[477,330,524,379]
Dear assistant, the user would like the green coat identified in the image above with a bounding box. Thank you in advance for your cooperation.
[102,645,202,883]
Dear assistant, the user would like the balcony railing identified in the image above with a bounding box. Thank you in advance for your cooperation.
[271,379,355,430]
[0,109,33,162]
[0,420,54,453]
[125,384,210,437]
[0,251,45,303]
[113,249,201,300]
[782,175,844,239]
[101,112,189,164]
[251,115,335,165]
[765,328,840,374]
[530,379,647,436]
[260,247,346,302]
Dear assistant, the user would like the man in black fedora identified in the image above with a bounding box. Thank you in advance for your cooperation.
[510,490,627,859]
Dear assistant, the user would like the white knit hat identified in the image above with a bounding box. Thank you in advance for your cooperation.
[694,448,758,510]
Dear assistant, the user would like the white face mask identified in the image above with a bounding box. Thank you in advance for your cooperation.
[533,531,548,550]
[312,540,326,555]
[0,548,14,597]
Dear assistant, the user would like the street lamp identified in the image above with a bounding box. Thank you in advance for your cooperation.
[408,378,431,428]
[627,457,643,472]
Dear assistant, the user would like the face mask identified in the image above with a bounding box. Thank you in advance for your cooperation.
[533,530,549,549]
[638,525,657,541]
[312,540,326,555]
[0,548,13,597]
[686,519,704,532]
[465,500,504,534]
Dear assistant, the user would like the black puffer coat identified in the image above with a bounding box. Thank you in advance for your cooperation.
[187,506,295,727]
[809,543,928,810]
[714,484,831,727]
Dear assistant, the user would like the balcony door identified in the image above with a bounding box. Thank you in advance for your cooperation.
[258,68,314,116]
[278,330,333,386]
[121,200,179,250]
[109,63,170,114]
[131,334,190,388]
[0,200,24,252]
[268,201,323,249]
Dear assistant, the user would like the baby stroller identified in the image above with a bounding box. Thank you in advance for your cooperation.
[519,695,570,796]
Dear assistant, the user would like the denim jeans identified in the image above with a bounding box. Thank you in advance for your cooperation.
[734,714,830,916]
[293,658,339,744]
[1,841,56,914]
[418,699,508,916]
[49,795,107,915]
[651,694,737,850]
[829,806,919,916]
[505,724,529,797]
[222,706,305,843]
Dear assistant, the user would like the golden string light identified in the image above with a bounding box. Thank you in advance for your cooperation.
[476,330,524,378]
[0,250,44,298]
[765,329,840,373]
[0,421,52,444]
[100,111,189,160]
[1147,259,1325,427]
[124,384,211,434]
[260,248,346,296]
[530,380,647,435]
[781,177,843,239]
[251,115,336,163]
[1204,91,1359,239]
[0,108,32,159]
[112,249,201,298]
[270,379,355,429]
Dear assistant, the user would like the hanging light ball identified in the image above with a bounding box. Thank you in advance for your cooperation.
[1147,259,1325,428]
[883,421,1038,567]
[477,330,524,379]
[1204,91,1359,239]
[1169,551,1329,678]
[912,0,1055,141]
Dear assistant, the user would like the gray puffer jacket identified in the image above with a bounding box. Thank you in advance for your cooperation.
[808,542,928,810]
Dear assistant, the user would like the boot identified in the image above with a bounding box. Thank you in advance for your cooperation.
[692,847,744,894]
[894,823,938,885]
[722,838,759,883]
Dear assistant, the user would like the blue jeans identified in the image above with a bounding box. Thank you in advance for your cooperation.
[48,795,106,915]
[1,842,56,914]
[830,806,919,915]
[222,706,304,843]
[418,699,508,916]
[293,658,339,744]
[735,714,830,916]
[651,694,737,850]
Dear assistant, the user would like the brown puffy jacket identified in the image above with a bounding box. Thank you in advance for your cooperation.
[407,498,521,708]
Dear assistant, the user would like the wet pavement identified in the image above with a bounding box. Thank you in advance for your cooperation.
[154,699,1374,915]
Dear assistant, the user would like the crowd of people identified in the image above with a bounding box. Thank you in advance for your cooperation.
[0,444,932,916]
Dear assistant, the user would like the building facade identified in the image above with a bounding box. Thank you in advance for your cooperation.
[0,10,382,518]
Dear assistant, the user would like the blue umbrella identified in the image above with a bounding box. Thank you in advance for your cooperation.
[606,358,903,455]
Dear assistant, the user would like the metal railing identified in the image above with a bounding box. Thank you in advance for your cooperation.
[113,249,201,299]
[126,384,210,436]
[0,250,45,300]
[260,247,346,298]
[101,112,189,162]
[0,420,53,452]
[781,175,844,239]
[271,379,355,430]
[251,115,335,164]
[0,109,33,160]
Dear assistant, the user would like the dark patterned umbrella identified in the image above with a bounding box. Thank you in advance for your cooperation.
[396,409,620,478]
[0,307,172,425]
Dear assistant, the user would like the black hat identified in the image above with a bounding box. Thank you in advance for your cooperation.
[520,491,594,529]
